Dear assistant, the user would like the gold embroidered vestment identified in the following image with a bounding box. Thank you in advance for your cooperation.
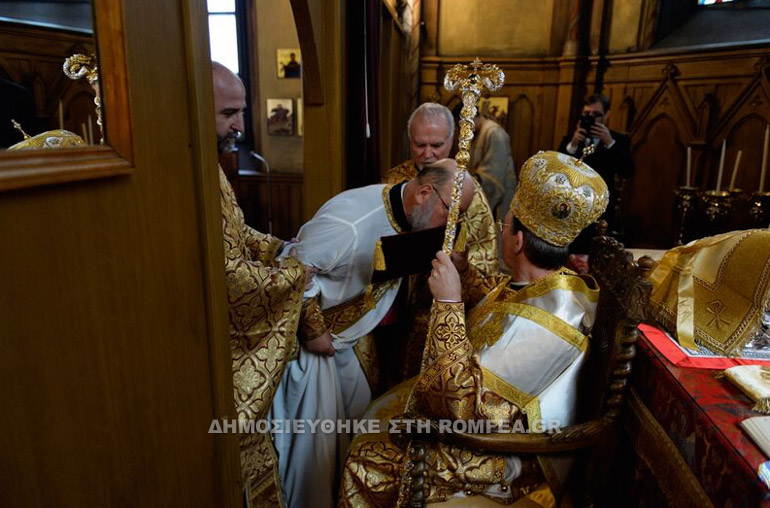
[220,168,306,508]
[339,267,597,508]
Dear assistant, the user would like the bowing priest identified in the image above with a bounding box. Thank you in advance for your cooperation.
[385,102,498,274]
[213,62,316,508]
[384,102,499,382]
[339,150,609,508]
[270,159,474,508]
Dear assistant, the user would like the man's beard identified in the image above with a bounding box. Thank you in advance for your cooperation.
[217,131,241,154]
[407,195,436,230]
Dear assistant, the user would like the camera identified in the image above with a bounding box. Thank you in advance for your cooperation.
[580,114,595,132]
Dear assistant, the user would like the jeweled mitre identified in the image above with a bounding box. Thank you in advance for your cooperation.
[511,150,609,247]
[8,129,86,151]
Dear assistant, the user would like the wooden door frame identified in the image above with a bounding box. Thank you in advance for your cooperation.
[178,0,243,505]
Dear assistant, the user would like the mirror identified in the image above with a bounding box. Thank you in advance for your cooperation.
[0,0,101,150]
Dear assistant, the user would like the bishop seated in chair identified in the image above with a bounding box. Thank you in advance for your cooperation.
[338,151,609,508]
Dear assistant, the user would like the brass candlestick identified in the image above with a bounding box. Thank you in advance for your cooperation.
[750,191,770,228]
[674,186,700,245]
[702,190,733,236]
[727,188,751,231]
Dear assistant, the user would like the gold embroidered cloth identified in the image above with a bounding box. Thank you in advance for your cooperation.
[649,230,770,356]
[339,269,598,508]
[220,168,306,508]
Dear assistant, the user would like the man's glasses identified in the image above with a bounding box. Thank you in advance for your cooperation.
[496,220,511,235]
[431,185,451,211]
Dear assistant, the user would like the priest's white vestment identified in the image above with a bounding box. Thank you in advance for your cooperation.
[270,183,405,508]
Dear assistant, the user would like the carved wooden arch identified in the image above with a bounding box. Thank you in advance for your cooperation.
[289,0,323,105]
[633,112,689,151]
[709,58,770,143]
[630,63,696,141]
[695,94,718,142]
[626,113,689,245]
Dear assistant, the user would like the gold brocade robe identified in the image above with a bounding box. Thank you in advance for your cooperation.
[384,160,499,380]
[219,168,306,508]
[339,268,597,508]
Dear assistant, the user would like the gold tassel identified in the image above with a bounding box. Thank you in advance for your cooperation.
[373,240,386,271]
[753,398,770,414]
[364,284,376,310]
[454,222,468,252]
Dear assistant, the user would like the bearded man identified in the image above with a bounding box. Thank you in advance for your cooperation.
[213,61,315,508]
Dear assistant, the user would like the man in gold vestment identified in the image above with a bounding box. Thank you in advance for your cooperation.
[213,62,314,507]
[383,102,499,382]
[339,151,609,508]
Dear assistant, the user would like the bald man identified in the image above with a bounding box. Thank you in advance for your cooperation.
[212,62,314,508]
[212,61,247,154]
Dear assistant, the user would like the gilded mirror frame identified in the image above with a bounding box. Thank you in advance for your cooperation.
[0,0,133,192]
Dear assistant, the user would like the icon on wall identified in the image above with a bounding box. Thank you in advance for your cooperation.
[277,48,301,79]
[479,97,509,129]
[266,98,293,136]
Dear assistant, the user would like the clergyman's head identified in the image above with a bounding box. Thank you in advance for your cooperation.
[406,158,473,230]
[212,61,246,154]
[502,150,609,269]
[408,103,454,170]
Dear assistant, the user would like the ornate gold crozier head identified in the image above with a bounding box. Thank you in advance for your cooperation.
[511,150,609,247]
[63,53,103,144]
[441,58,505,253]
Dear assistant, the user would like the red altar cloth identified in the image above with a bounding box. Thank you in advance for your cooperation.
[634,327,770,507]
[639,323,770,370]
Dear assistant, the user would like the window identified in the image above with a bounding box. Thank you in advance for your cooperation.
[207,0,254,154]
[207,0,240,74]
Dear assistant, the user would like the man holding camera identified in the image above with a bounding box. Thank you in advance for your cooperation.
[558,93,634,249]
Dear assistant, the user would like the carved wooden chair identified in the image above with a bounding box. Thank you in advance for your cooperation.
[393,228,655,508]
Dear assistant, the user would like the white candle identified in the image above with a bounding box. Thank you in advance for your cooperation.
[87,115,94,145]
[686,146,692,187]
[761,125,769,193]
[81,122,88,143]
[58,101,63,130]
[729,150,742,190]
[716,139,726,192]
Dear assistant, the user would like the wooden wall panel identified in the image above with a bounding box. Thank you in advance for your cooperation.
[599,48,770,246]
[626,115,686,246]
[419,46,770,247]
[235,170,304,240]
